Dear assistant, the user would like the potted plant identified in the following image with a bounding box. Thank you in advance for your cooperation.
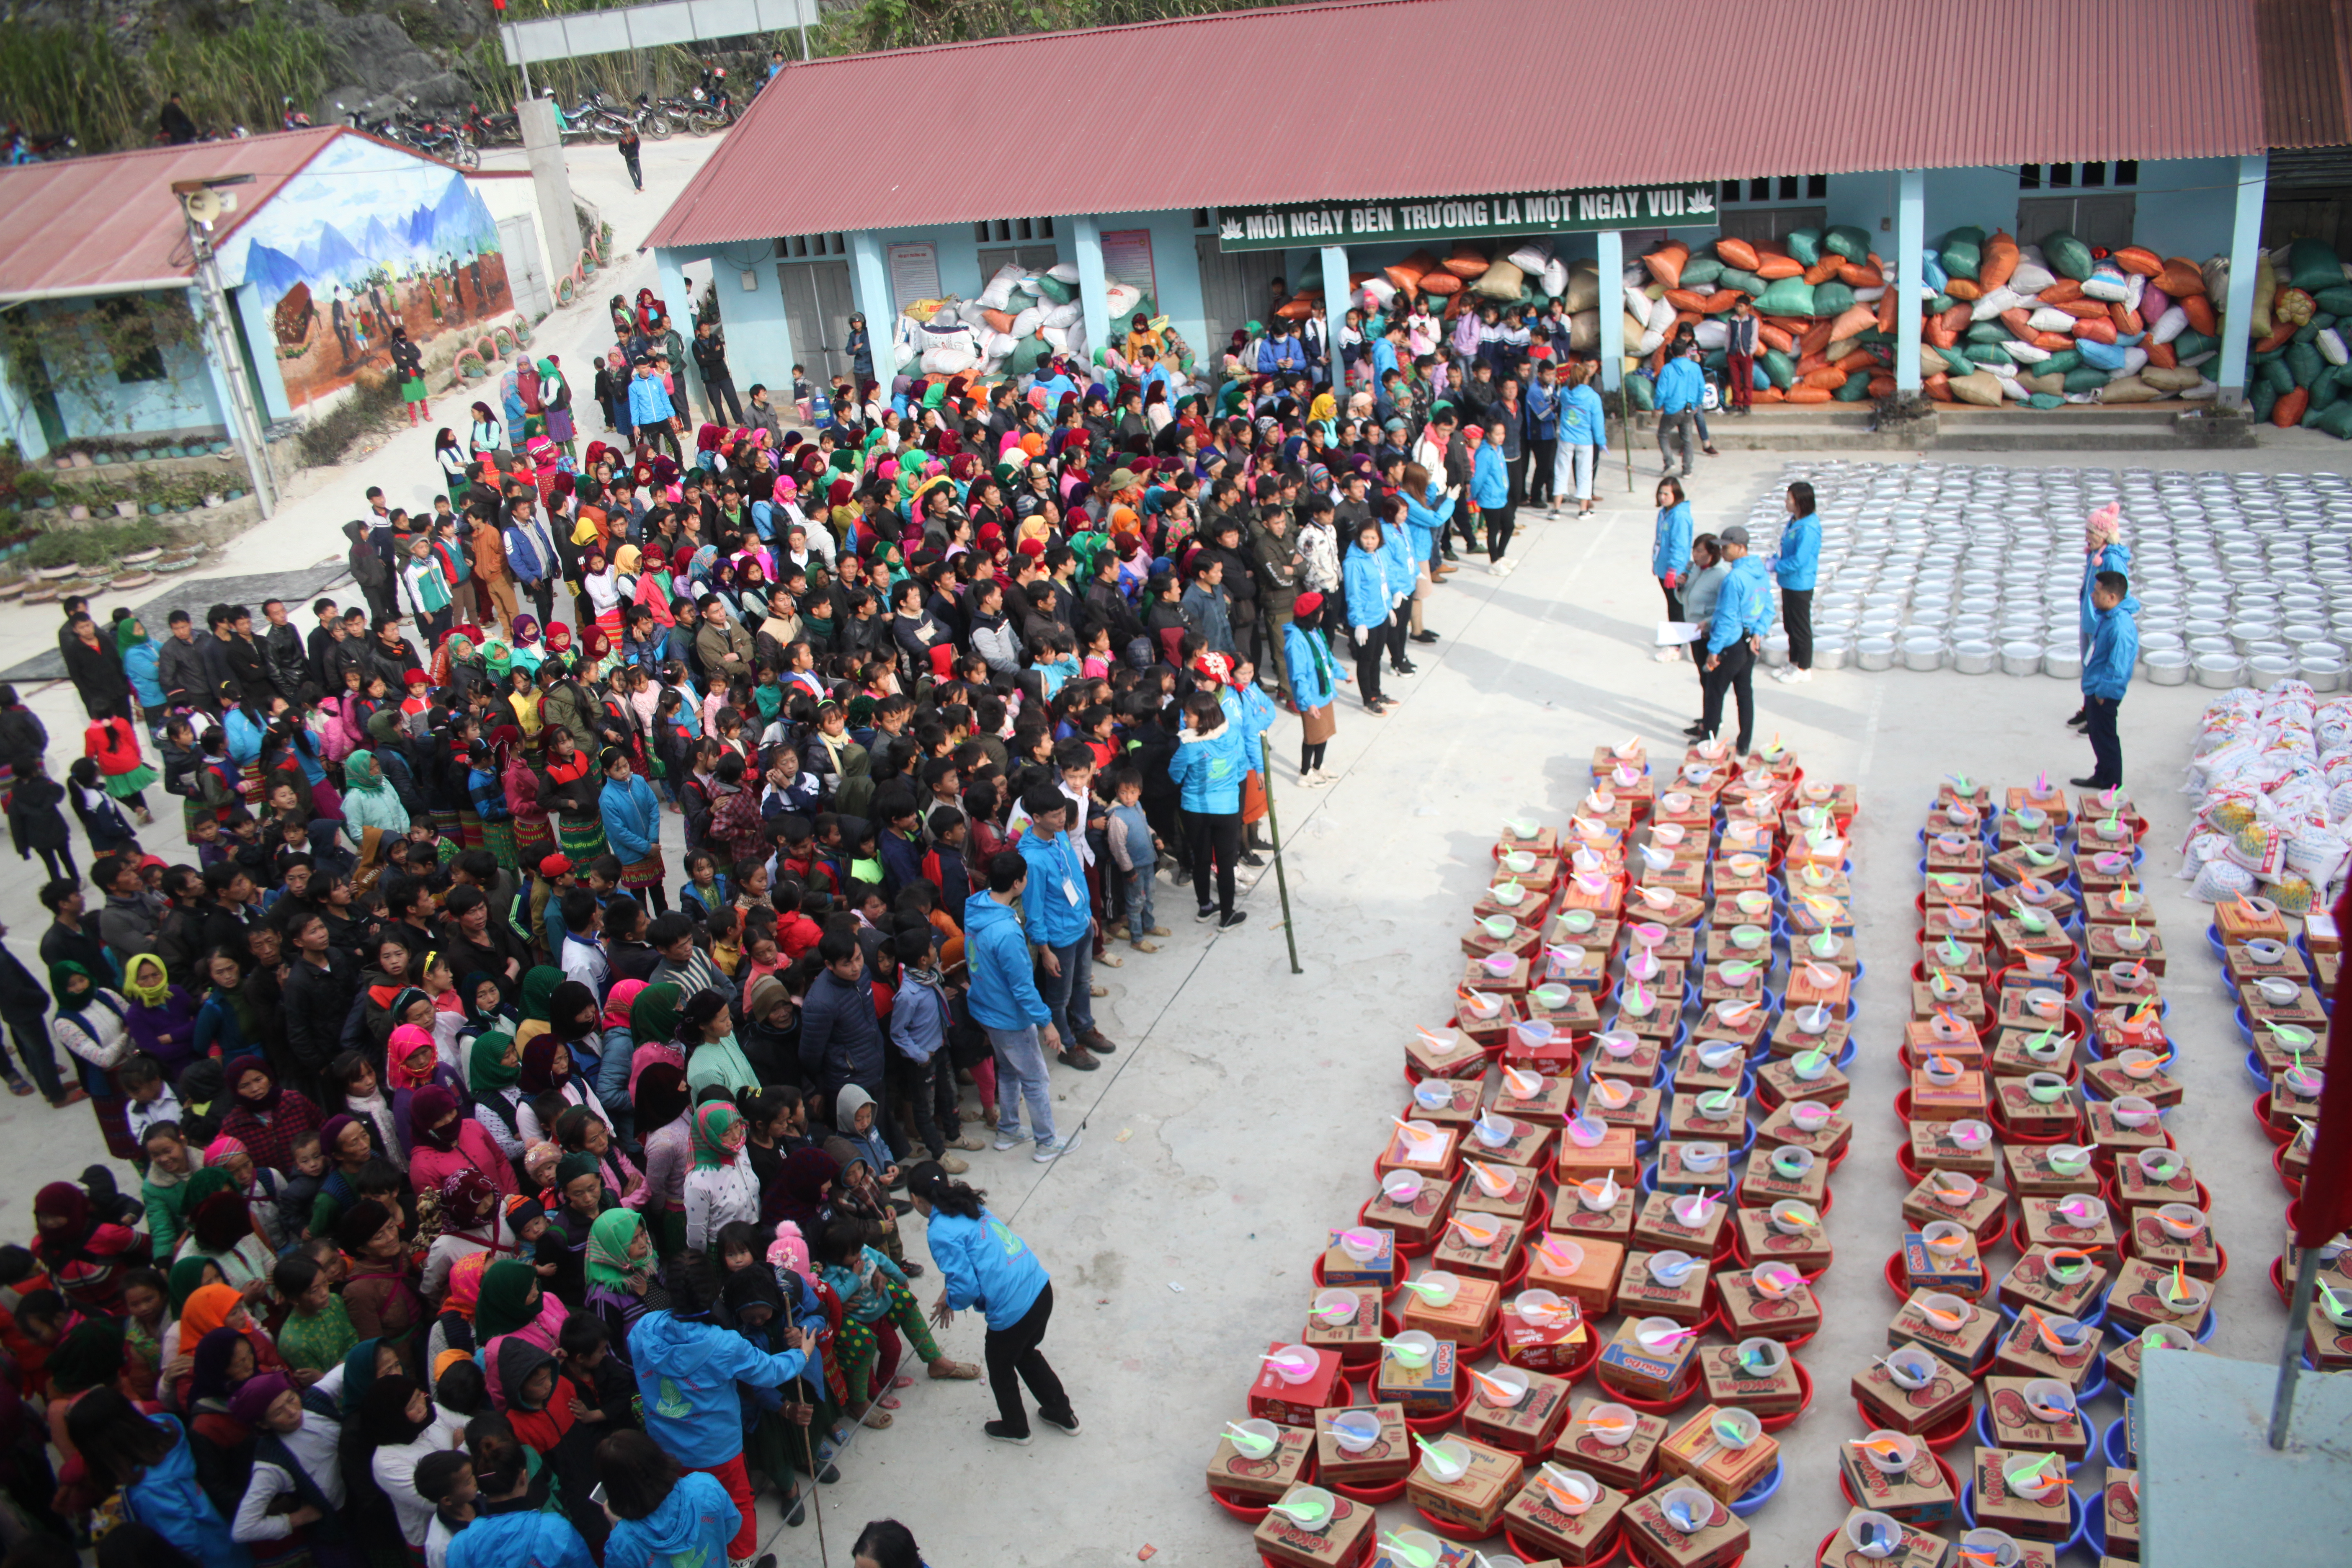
[16,473,52,510]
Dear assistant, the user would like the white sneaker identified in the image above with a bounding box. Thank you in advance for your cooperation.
[1768,665,1796,682]
[1033,1128,1084,1163]
[1653,646,1681,663]
[1789,668,1814,683]
[1314,768,1336,785]
[1491,560,1514,576]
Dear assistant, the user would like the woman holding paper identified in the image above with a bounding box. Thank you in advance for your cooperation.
[1651,478,1694,662]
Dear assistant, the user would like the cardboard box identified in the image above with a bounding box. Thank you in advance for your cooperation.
[1889,1287,2000,1373]
[1377,1122,1463,1184]
[1991,1077,2080,1139]
[2102,1469,2141,1559]
[2103,1256,2213,1338]
[1496,1072,1579,1129]
[2306,1295,2352,1371]
[1900,1171,2007,1239]
[1374,1538,1482,1568]
[1666,1092,1751,1145]
[2077,1101,2167,1161]
[1616,1250,1713,1323]
[1753,1055,1852,1109]
[1405,1434,1524,1538]
[1669,1043,1749,1099]
[2105,1330,2204,1395]
[1374,1336,1460,1418]
[1457,1160,1545,1225]
[1313,1401,1411,1486]
[1589,1081,1665,1140]
[1362,1173,1458,1252]
[1208,1422,1317,1501]
[1462,1114,1555,1170]
[1526,1233,1625,1315]
[1399,1273,1500,1345]
[1907,1067,1989,1124]
[2017,1195,2118,1264]
[1998,1246,2109,1321]
[2003,1142,2101,1199]
[1500,1470,1627,1565]
[1499,1294,1592,1375]
[1408,1026,1497,1082]
[1851,1354,1973,1435]
[1253,1483,1378,1568]
[1556,1124,1642,1187]
[1462,1365,1574,1453]
[1462,951,1535,996]
[1303,1287,1386,1360]
[1251,1341,1348,1426]
[1634,1190,1729,1257]
[1752,1101,1853,1161]
[1835,1447,1959,1530]
[1463,918,1545,963]
[1589,1038,1666,1087]
[1991,1311,2105,1388]
[1499,823,1562,859]
[1434,1213,1527,1282]
[1320,1229,1400,1289]
[1619,1481,1749,1568]
[1987,1027,2079,1080]
[1713,1266,1823,1342]
[1521,984,1602,1040]
[1989,840,2071,882]
[1551,1179,1638,1245]
[1970,1447,2074,1543]
[2122,1207,2221,1280]
[1982,1376,2090,1462]
[1659,1405,1779,1504]
[1556,1397,1668,1491]
[1733,1205,1834,1274]
[1652,1140,1737,1195]
[1909,980,1988,1025]
[1694,1340,1806,1414]
[1737,1148,1832,1211]
[1596,1318,1698,1403]
[1900,1228,1986,1295]
[1403,1077,1485,1132]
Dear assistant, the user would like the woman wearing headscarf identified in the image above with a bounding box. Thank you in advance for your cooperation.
[34,1179,145,1315]
[337,1199,423,1375]
[515,1024,606,1147]
[418,1167,513,1301]
[407,1080,519,1205]
[338,749,410,838]
[216,1055,326,1177]
[513,965,565,1054]
[172,1168,274,1295]
[475,1258,569,1366]
[539,356,575,456]
[385,1023,461,1160]
[680,1105,756,1256]
[119,953,200,1078]
[622,1062,688,1260]
[352,1371,463,1559]
[165,1284,287,1414]
[48,960,137,1156]
[303,1115,378,1240]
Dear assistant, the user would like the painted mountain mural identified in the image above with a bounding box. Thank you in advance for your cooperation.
[220,132,513,407]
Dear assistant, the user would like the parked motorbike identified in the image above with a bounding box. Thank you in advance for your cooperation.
[464,102,521,147]
[5,126,77,163]
[660,65,734,134]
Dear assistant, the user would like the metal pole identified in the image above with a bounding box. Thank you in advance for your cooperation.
[2270,1245,2323,1448]
[185,215,278,518]
[1258,733,1301,975]
[1622,390,1634,494]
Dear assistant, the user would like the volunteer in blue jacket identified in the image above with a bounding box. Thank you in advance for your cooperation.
[1471,420,1516,576]
[2073,570,2139,791]
[596,1430,749,1568]
[447,1438,597,1568]
[1396,468,1450,660]
[1167,691,1255,929]
[911,1161,1079,1447]
[1343,517,1394,714]
[1768,480,1821,685]
[964,856,1079,1162]
[68,1390,254,1568]
[1017,788,1109,1073]
[2070,505,2130,730]
[1653,341,1706,478]
[1524,361,1562,515]
[599,748,668,915]
[1651,479,1694,663]
[1282,590,1338,785]
[1691,525,1773,755]
[627,1253,811,1568]
[1553,360,1610,517]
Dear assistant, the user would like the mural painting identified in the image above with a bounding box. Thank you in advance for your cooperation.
[220,134,509,407]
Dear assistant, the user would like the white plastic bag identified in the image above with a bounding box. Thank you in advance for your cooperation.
[978,264,1026,312]
[1104,282,1141,318]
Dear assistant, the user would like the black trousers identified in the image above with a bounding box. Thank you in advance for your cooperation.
[1486,503,1518,562]
[1186,810,1241,917]
[984,1282,1072,1435]
[2084,695,2122,787]
[1660,579,1684,622]
[704,374,745,426]
[1350,624,1384,704]
[1783,588,1814,671]
[1505,452,1528,507]
[1386,606,1411,670]
[1527,438,1557,505]
[1700,641,1757,752]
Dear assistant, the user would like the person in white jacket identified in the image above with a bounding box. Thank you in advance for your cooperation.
[681,1102,758,1254]
[230,1375,348,1552]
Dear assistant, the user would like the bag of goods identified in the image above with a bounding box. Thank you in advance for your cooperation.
[1643,241,1689,288]
[1823,224,1872,262]
[1421,270,1462,297]
[1715,237,1761,272]
[2009,255,2056,294]
[1102,282,1140,318]
[1753,276,1816,316]
[1359,274,1399,310]
[1783,227,1824,267]
[1812,279,1857,319]
[1977,231,2019,289]
[2289,238,2345,293]
[2044,231,2096,282]
[2098,375,2164,403]
[1939,226,1984,280]
[1471,259,1526,300]
[1035,273,1073,304]
[2319,327,2349,367]
[1541,256,1570,297]
[1563,265,1600,314]
[1506,240,1553,272]
[1384,250,1439,295]
[1753,249,1804,281]
[978,264,1027,312]
[1444,242,1492,279]
[2312,400,2352,438]
[1625,373,1655,410]
[1568,309,1598,351]
[2080,264,2132,303]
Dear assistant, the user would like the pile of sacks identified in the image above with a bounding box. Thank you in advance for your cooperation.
[893,263,1160,379]
[2244,237,2352,438]
[1338,237,1604,351]
[2180,680,2352,910]
[1620,227,1900,408]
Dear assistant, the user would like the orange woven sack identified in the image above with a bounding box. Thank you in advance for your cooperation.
[1785,385,1834,403]
[2031,330,2074,352]
[1925,315,1960,349]
[1979,231,2019,289]
[1673,309,1701,328]
[1866,374,1897,398]
[2157,258,2205,297]
[1829,349,1874,374]
[1276,297,1316,320]
[1830,305,1877,343]
[2055,297,2108,322]
[1798,320,1835,357]
[1420,271,1462,296]
[1644,242,1689,288]
[2040,279,2085,305]
[981,308,1017,334]
[2073,316,2118,345]
[2113,247,2162,278]
[1715,237,1761,272]
[1759,324,1797,354]
[1940,302,1972,337]
[1801,366,1848,390]
[1753,252,1804,281]
[2256,319,2297,353]
[2275,387,2310,427]
[2181,294,2218,335]
[1795,350,1828,376]
[2000,307,2037,340]
[1875,291,1900,334]
[1835,260,1884,289]
[1702,290,1747,314]
[1924,372,1953,401]
[1665,289,1713,314]
[1802,256,1843,286]
[1751,384,1785,403]
[2145,340,2178,369]
[1443,242,1491,280]
[1945,278,1983,302]
[1385,250,1437,291]
[2108,303,2142,335]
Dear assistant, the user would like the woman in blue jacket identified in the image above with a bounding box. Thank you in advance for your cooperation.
[1282,591,1338,784]
[1396,468,1451,658]
[2071,504,2130,728]
[598,748,668,914]
[1768,480,1821,685]
[1652,478,1694,663]
[1551,360,1610,516]
[67,1389,253,1568]
[1470,421,1514,575]
[912,1161,1077,1445]
[1166,691,1253,928]
[1342,519,1393,714]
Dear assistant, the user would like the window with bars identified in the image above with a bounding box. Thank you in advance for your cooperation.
[1719,175,1829,205]
[781,233,846,258]
[971,217,1056,242]
[2018,162,2138,191]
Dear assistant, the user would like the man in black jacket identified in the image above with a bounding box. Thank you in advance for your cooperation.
[279,908,358,1089]
[219,606,276,712]
[0,686,46,782]
[691,321,743,426]
[1081,552,1145,655]
[259,601,310,702]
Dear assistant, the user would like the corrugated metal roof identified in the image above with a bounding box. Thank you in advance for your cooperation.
[648,0,2268,250]
[2259,0,2352,149]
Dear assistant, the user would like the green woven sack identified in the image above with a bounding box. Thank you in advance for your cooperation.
[1679,255,1725,289]
[2261,357,2297,395]
[2288,238,2344,294]
[1716,268,1764,298]
[1927,293,1955,314]
[2063,366,2110,394]
[1824,225,1872,263]
[1760,348,1797,389]
[1860,330,1896,346]
[2311,364,2347,413]
[1627,374,1656,410]
[1003,336,1048,376]
[1963,343,2016,369]
[2172,329,2218,362]
[1940,227,1984,280]
[2251,379,2280,421]
[2312,399,2352,439]
[1753,277,1816,316]
[1833,369,1872,400]
[2039,348,2082,377]
[1964,322,2009,345]
[2045,232,2095,282]
[2295,317,2333,343]
[1035,276,1073,304]
[2027,392,2065,410]
[2288,340,2325,386]
[1936,345,1976,377]
[1812,280,1856,318]
[2315,286,2352,317]
[1784,228,1823,267]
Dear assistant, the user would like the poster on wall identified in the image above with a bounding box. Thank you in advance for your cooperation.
[216,132,511,407]
[1101,229,1156,301]
[887,242,941,307]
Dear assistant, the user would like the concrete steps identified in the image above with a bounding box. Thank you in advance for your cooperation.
[1630,406,1920,451]
[1629,401,2254,452]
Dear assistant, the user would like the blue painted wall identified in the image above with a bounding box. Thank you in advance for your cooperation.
[0,291,230,455]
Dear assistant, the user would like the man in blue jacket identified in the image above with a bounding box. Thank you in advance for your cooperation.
[1653,342,1706,479]
[2074,571,2139,790]
[964,854,1081,1161]
[1525,361,1562,515]
[1692,526,1772,755]
[1768,480,1821,686]
[626,359,678,462]
[1018,789,1107,1073]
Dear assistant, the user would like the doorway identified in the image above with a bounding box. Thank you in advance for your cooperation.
[779,259,854,383]
[1196,232,1259,363]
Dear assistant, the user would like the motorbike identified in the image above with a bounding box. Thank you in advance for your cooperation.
[659,65,734,134]
[592,90,673,142]
[464,102,521,147]
[5,126,76,163]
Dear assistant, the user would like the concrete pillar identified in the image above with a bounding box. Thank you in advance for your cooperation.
[654,250,694,416]
[188,282,243,454]
[848,230,892,393]
[2218,151,2269,405]
[1071,214,1110,371]
[1319,243,1348,386]
[1896,169,1926,392]
[0,344,49,462]
[1596,229,1624,392]
[517,98,581,281]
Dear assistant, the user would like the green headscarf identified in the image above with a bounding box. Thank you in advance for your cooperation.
[180,1166,235,1210]
[338,1337,385,1417]
[48,961,94,1015]
[345,751,385,791]
[470,1030,519,1091]
[519,966,564,1022]
[475,1259,541,1341]
[834,743,874,820]
[537,357,563,400]
[115,618,149,655]
[49,1318,127,1395]
[585,1209,646,1293]
[689,1104,742,1169]
[629,983,681,1046]
[168,1254,220,1313]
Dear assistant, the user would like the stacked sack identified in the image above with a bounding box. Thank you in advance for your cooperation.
[1347,238,1603,353]
[1622,228,1901,409]
[2241,236,2352,438]
[2179,681,2352,913]
[1212,735,1861,1568]
[892,262,1161,379]
[1875,779,2205,1565]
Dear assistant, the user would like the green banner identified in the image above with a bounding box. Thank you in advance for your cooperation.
[1215,184,1722,252]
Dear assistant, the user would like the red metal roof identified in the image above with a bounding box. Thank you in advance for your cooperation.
[648,0,2268,250]
[2258,0,2352,148]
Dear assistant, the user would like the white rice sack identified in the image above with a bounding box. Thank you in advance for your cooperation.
[976,328,1014,360]
[1694,319,1728,351]
[1047,263,1080,284]
[1637,322,1666,356]
[978,264,1026,312]
[1065,319,1089,361]
[2202,255,2230,301]
[2121,346,2149,376]
[1998,375,2030,401]
[2192,855,2258,902]
[1360,276,1397,309]
[2081,267,2130,303]
[2182,350,2217,368]
[2006,339,2051,363]
[1506,241,1553,273]
[1854,286,1887,302]
[1040,325,1068,351]
[1624,263,1651,290]
[1104,282,1141,318]
[1971,286,2029,322]
[1041,300,1082,331]
[2124,273,2144,312]
[1009,305,1045,338]
[2028,306,2077,334]
[2319,328,2349,367]
[2182,377,2220,400]
[919,345,977,374]
[1541,257,1568,297]
[2009,258,2056,294]
[2149,305,2189,345]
